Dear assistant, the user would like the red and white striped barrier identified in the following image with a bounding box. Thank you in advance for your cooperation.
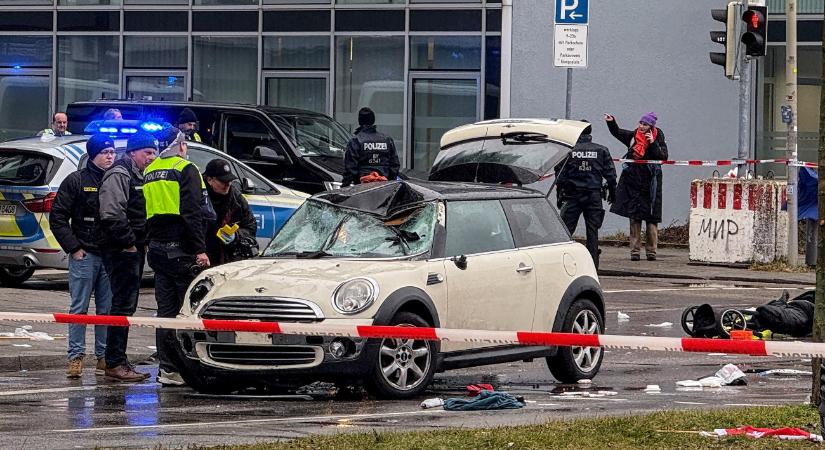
[2,312,825,358]
[613,158,818,168]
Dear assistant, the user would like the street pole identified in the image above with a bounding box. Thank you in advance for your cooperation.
[500,0,513,118]
[786,0,799,266]
[812,0,825,413]
[737,56,751,177]
[565,68,572,119]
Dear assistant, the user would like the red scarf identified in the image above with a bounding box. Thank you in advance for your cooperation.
[631,127,657,159]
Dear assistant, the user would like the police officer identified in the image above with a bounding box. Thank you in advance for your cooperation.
[176,108,202,143]
[143,126,209,386]
[39,112,72,137]
[203,159,258,266]
[98,131,158,382]
[342,107,400,187]
[555,124,617,269]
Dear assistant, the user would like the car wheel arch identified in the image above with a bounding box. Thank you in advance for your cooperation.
[551,276,605,333]
[373,286,440,328]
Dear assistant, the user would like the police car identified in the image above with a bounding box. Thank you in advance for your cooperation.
[0,121,308,286]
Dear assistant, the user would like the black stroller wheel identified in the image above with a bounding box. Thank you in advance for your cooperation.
[718,309,748,338]
[681,306,699,336]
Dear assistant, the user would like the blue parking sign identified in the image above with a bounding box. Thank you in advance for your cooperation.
[555,0,589,24]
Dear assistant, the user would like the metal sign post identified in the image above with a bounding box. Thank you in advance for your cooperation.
[554,0,589,119]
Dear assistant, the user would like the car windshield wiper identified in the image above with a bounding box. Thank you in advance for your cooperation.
[271,250,332,258]
[500,132,551,145]
[384,228,420,256]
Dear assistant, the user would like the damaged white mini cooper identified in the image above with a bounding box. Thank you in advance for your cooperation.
[172,119,605,398]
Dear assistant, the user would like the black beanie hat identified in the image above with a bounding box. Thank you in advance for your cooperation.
[358,107,375,127]
[177,108,198,125]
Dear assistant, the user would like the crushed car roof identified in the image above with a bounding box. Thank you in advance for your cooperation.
[312,180,542,219]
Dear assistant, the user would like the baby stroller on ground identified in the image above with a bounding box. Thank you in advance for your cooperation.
[681,290,815,339]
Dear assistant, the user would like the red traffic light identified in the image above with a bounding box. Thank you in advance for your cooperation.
[742,10,764,31]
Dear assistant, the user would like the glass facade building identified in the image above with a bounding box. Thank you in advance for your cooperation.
[0,0,502,169]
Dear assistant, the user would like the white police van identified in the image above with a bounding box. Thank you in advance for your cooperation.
[0,121,308,286]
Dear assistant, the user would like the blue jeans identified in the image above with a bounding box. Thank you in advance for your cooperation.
[67,252,112,360]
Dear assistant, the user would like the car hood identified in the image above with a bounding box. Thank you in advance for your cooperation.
[186,257,430,318]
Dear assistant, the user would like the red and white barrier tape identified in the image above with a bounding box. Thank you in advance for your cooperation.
[2,312,825,358]
[613,158,818,168]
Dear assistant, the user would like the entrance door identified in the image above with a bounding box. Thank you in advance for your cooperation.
[408,74,480,172]
[0,70,50,141]
[262,72,329,115]
[123,70,187,101]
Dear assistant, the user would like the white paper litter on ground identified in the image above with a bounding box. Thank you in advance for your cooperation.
[676,377,723,388]
[420,398,444,409]
[12,344,31,348]
[645,322,673,328]
[617,311,630,321]
[644,384,661,393]
[10,327,55,341]
[757,369,813,377]
[715,364,746,385]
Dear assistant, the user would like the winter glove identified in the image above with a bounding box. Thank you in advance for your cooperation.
[607,188,616,205]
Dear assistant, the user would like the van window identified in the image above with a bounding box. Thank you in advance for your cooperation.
[445,200,514,256]
[0,151,54,186]
[223,114,285,160]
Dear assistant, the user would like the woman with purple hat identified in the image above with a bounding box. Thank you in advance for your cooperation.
[603,112,668,262]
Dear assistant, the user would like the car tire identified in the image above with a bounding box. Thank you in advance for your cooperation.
[364,311,438,399]
[546,298,604,383]
[0,266,34,287]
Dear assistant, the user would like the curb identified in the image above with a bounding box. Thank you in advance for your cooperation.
[0,352,153,373]
[598,269,812,286]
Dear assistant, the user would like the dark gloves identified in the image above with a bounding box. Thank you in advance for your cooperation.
[607,188,616,205]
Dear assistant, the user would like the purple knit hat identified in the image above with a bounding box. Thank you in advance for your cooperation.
[640,112,658,127]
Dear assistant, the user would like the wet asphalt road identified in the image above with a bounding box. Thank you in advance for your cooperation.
[0,276,817,449]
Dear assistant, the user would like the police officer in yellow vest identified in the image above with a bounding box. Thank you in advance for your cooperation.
[144,126,210,386]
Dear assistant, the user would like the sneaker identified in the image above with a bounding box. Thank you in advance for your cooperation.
[630,255,640,261]
[95,358,106,376]
[105,365,149,382]
[647,255,657,261]
[157,369,186,386]
[66,358,82,379]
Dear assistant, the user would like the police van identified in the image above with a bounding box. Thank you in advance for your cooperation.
[0,121,308,286]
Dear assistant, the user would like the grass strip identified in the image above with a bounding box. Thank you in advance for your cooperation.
[221,405,821,450]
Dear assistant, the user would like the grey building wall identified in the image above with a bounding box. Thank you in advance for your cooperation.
[511,0,742,234]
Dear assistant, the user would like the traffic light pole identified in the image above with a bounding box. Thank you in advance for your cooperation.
[786,0,799,266]
[737,55,751,177]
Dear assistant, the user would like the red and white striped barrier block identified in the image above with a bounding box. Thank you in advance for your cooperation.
[2,312,825,358]
[689,178,788,264]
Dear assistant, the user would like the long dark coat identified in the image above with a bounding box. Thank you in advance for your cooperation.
[606,120,668,223]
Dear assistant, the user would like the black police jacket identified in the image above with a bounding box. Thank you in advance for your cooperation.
[205,184,257,266]
[342,125,401,186]
[556,135,617,194]
[50,161,107,255]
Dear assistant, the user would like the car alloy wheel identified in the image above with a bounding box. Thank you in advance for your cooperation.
[570,309,602,373]
[378,324,432,392]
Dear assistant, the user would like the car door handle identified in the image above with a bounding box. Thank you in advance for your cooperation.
[516,264,533,274]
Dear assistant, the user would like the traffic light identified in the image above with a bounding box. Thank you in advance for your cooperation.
[741,5,768,57]
[710,2,736,78]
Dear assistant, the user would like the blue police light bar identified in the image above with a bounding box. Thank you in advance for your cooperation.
[84,119,170,136]
[140,122,164,132]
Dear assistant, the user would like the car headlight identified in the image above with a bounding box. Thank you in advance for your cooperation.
[332,278,378,314]
[323,181,343,191]
[189,277,213,310]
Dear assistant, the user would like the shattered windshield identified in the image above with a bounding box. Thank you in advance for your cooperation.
[269,113,349,158]
[263,200,437,258]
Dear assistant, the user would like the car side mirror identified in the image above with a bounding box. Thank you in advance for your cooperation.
[451,255,468,270]
[241,177,255,194]
[253,146,288,164]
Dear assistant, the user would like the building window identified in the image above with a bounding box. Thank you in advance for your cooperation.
[57,36,120,110]
[58,0,121,4]
[485,36,501,120]
[263,36,330,70]
[410,36,481,71]
[193,36,258,104]
[335,36,404,152]
[0,36,53,68]
[124,36,187,69]
[337,0,403,4]
[194,0,258,4]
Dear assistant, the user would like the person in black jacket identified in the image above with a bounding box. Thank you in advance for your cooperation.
[98,131,158,382]
[605,112,668,261]
[342,107,400,187]
[50,134,116,379]
[555,124,617,269]
[203,159,258,266]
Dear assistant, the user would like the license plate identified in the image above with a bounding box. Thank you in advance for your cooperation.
[0,205,16,215]
[235,332,271,345]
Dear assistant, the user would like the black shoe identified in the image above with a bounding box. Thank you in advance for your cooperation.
[647,255,656,261]
[630,255,640,261]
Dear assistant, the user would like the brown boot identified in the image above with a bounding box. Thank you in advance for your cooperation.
[105,365,148,382]
[95,358,106,376]
[66,358,82,379]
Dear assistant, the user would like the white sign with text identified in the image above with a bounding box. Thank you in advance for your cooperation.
[553,24,588,68]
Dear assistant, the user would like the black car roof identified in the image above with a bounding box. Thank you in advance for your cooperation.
[70,100,327,117]
[312,180,543,219]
